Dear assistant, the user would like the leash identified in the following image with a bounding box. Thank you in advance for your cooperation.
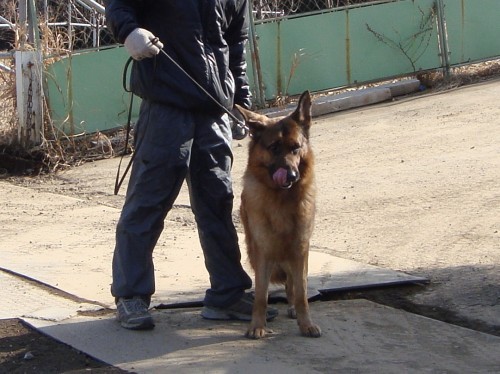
[114,38,248,195]
[114,56,135,195]
[150,37,247,126]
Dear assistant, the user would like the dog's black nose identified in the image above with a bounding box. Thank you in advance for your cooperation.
[287,170,300,184]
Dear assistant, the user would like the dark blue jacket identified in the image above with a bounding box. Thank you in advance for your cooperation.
[104,0,251,114]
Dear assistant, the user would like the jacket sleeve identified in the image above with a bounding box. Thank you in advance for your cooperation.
[104,0,142,44]
[225,0,252,109]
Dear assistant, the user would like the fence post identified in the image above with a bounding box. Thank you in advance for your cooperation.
[247,1,266,108]
[15,51,44,146]
[16,0,44,146]
[435,0,451,77]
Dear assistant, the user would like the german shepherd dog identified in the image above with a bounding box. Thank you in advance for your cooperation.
[236,91,321,339]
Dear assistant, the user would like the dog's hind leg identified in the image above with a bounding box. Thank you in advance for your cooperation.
[271,265,297,319]
[285,273,297,319]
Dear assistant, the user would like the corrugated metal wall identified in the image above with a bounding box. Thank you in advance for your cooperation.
[45,0,500,134]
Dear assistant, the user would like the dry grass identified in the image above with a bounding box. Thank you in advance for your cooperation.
[417,59,500,90]
[0,68,16,145]
[0,1,127,175]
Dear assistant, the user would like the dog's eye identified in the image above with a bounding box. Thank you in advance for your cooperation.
[291,146,301,155]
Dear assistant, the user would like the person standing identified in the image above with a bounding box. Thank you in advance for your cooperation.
[104,0,276,330]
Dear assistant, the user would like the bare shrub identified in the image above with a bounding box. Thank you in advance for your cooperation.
[0,1,125,174]
[0,69,16,145]
[417,59,500,90]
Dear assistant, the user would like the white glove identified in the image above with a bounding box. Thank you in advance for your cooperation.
[124,28,164,60]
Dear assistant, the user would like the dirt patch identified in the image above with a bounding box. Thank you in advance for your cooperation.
[0,319,125,373]
[0,145,48,176]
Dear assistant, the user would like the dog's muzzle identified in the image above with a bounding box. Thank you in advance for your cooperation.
[273,168,299,189]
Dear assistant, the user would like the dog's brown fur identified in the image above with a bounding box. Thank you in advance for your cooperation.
[236,91,321,339]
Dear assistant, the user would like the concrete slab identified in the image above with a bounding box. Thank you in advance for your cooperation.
[262,88,392,119]
[0,270,100,321]
[382,78,421,97]
[312,87,393,117]
[25,300,500,373]
[261,79,421,119]
[0,181,425,309]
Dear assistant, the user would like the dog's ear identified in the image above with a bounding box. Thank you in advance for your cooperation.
[234,105,268,139]
[291,91,312,137]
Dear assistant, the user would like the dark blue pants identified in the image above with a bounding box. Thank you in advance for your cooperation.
[111,100,252,307]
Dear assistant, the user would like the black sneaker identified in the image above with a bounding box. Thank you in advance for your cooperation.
[116,296,155,330]
[201,293,278,321]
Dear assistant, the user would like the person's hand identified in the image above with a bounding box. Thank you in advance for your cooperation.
[229,108,248,140]
[124,28,164,60]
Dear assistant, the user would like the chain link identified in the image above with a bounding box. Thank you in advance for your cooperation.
[25,62,34,142]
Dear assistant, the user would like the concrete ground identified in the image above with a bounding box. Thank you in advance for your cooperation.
[1,79,499,372]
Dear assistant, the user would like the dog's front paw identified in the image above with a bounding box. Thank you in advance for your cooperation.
[300,323,322,338]
[245,325,271,339]
[287,306,297,319]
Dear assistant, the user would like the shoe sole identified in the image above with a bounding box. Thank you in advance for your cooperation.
[118,317,155,330]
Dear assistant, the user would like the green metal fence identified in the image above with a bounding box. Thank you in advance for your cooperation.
[250,0,500,101]
[45,47,139,135]
[444,0,500,65]
[44,0,500,135]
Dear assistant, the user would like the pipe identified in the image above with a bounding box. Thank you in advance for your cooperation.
[76,0,106,15]
[0,15,15,29]
[0,62,13,73]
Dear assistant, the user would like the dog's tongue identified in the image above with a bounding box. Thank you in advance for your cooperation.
[272,168,288,187]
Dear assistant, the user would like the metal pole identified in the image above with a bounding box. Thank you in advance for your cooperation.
[18,0,28,49]
[77,0,106,15]
[27,0,41,50]
[43,0,49,50]
[0,15,15,29]
[92,12,97,47]
[247,0,266,108]
[436,0,451,77]
[68,1,73,50]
